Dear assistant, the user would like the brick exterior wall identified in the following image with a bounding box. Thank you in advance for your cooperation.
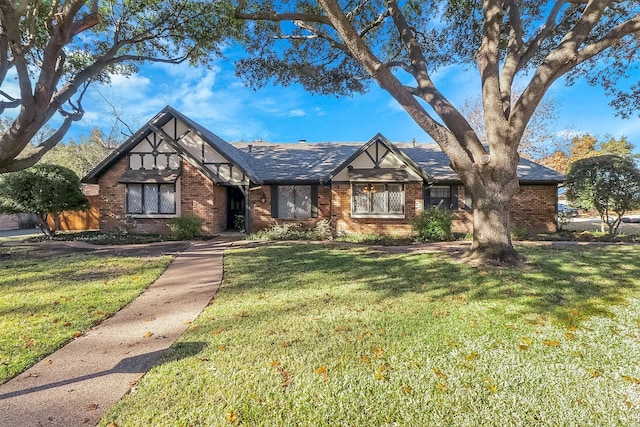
[510,185,558,233]
[451,185,558,234]
[331,182,424,236]
[97,159,227,235]
[179,162,227,234]
[99,160,558,237]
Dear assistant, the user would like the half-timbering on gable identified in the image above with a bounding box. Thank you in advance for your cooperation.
[83,106,564,236]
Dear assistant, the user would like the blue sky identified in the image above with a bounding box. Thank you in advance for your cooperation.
[71,52,640,153]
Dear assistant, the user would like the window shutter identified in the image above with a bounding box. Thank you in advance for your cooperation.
[311,185,318,218]
[424,188,431,209]
[271,186,278,218]
[450,185,459,210]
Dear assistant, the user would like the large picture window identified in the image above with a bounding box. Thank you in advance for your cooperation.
[127,183,176,215]
[352,183,404,215]
[273,185,315,219]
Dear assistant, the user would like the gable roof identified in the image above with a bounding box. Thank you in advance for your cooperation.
[83,106,260,184]
[324,133,434,184]
[231,140,564,184]
[84,107,564,186]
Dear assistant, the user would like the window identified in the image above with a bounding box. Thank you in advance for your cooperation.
[127,183,176,215]
[352,183,404,215]
[425,185,458,210]
[272,185,316,219]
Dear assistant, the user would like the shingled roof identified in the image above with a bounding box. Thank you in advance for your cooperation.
[83,106,564,186]
[232,141,565,184]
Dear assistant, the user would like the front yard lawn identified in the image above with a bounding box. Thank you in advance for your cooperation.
[0,247,171,383]
[102,243,640,426]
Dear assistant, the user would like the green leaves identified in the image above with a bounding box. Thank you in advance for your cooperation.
[566,155,640,237]
[0,164,89,235]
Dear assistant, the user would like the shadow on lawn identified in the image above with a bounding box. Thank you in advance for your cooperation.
[222,242,640,327]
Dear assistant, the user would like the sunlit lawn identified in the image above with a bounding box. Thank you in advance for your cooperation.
[103,243,640,426]
[0,247,171,383]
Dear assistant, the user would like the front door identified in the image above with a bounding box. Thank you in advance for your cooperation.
[227,187,245,230]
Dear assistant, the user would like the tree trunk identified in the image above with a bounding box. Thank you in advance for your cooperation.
[461,151,524,267]
[467,192,523,266]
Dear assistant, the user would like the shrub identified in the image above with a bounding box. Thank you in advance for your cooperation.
[413,208,453,242]
[233,214,245,232]
[510,224,529,241]
[168,215,204,240]
[313,219,333,240]
[249,221,334,241]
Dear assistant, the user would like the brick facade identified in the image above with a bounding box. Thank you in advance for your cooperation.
[331,182,424,236]
[247,182,558,236]
[99,162,558,237]
[98,160,227,235]
[451,185,558,234]
[510,185,558,233]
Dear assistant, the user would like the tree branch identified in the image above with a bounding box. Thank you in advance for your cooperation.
[386,0,486,163]
[234,3,332,26]
[478,0,507,147]
[513,1,611,140]
[0,90,21,114]
[574,14,640,63]
[518,0,589,71]
[293,21,350,54]
[313,0,475,173]
[359,9,389,38]
[500,0,525,114]
[3,83,88,173]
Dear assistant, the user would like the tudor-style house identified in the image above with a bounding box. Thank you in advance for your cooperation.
[83,106,565,236]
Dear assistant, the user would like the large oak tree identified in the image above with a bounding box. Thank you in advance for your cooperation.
[0,0,236,174]
[234,0,640,265]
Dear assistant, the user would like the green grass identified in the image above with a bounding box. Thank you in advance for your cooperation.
[102,243,640,426]
[0,247,171,383]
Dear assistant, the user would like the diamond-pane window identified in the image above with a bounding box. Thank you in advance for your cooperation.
[371,184,386,213]
[126,183,176,215]
[144,184,159,214]
[353,184,370,213]
[159,184,175,214]
[351,183,404,215]
[388,184,404,213]
[127,184,143,213]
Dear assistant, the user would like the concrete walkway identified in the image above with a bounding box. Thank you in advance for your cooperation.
[0,238,235,426]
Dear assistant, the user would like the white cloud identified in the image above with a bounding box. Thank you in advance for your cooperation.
[288,109,305,117]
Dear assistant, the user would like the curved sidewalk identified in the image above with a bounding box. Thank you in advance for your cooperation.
[0,238,235,426]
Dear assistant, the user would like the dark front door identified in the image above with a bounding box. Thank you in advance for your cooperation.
[227,187,245,230]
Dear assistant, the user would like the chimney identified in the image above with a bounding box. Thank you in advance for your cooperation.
[248,144,252,153]
[299,139,306,144]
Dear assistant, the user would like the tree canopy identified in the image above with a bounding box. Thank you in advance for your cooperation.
[41,128,115,178]
[0,0,238,174]
[566,155,640,236]
[0,163,90,235]
[540,133,638,173]
[235,1,640,265]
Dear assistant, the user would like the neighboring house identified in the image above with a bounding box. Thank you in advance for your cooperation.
[83,106,564,236]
